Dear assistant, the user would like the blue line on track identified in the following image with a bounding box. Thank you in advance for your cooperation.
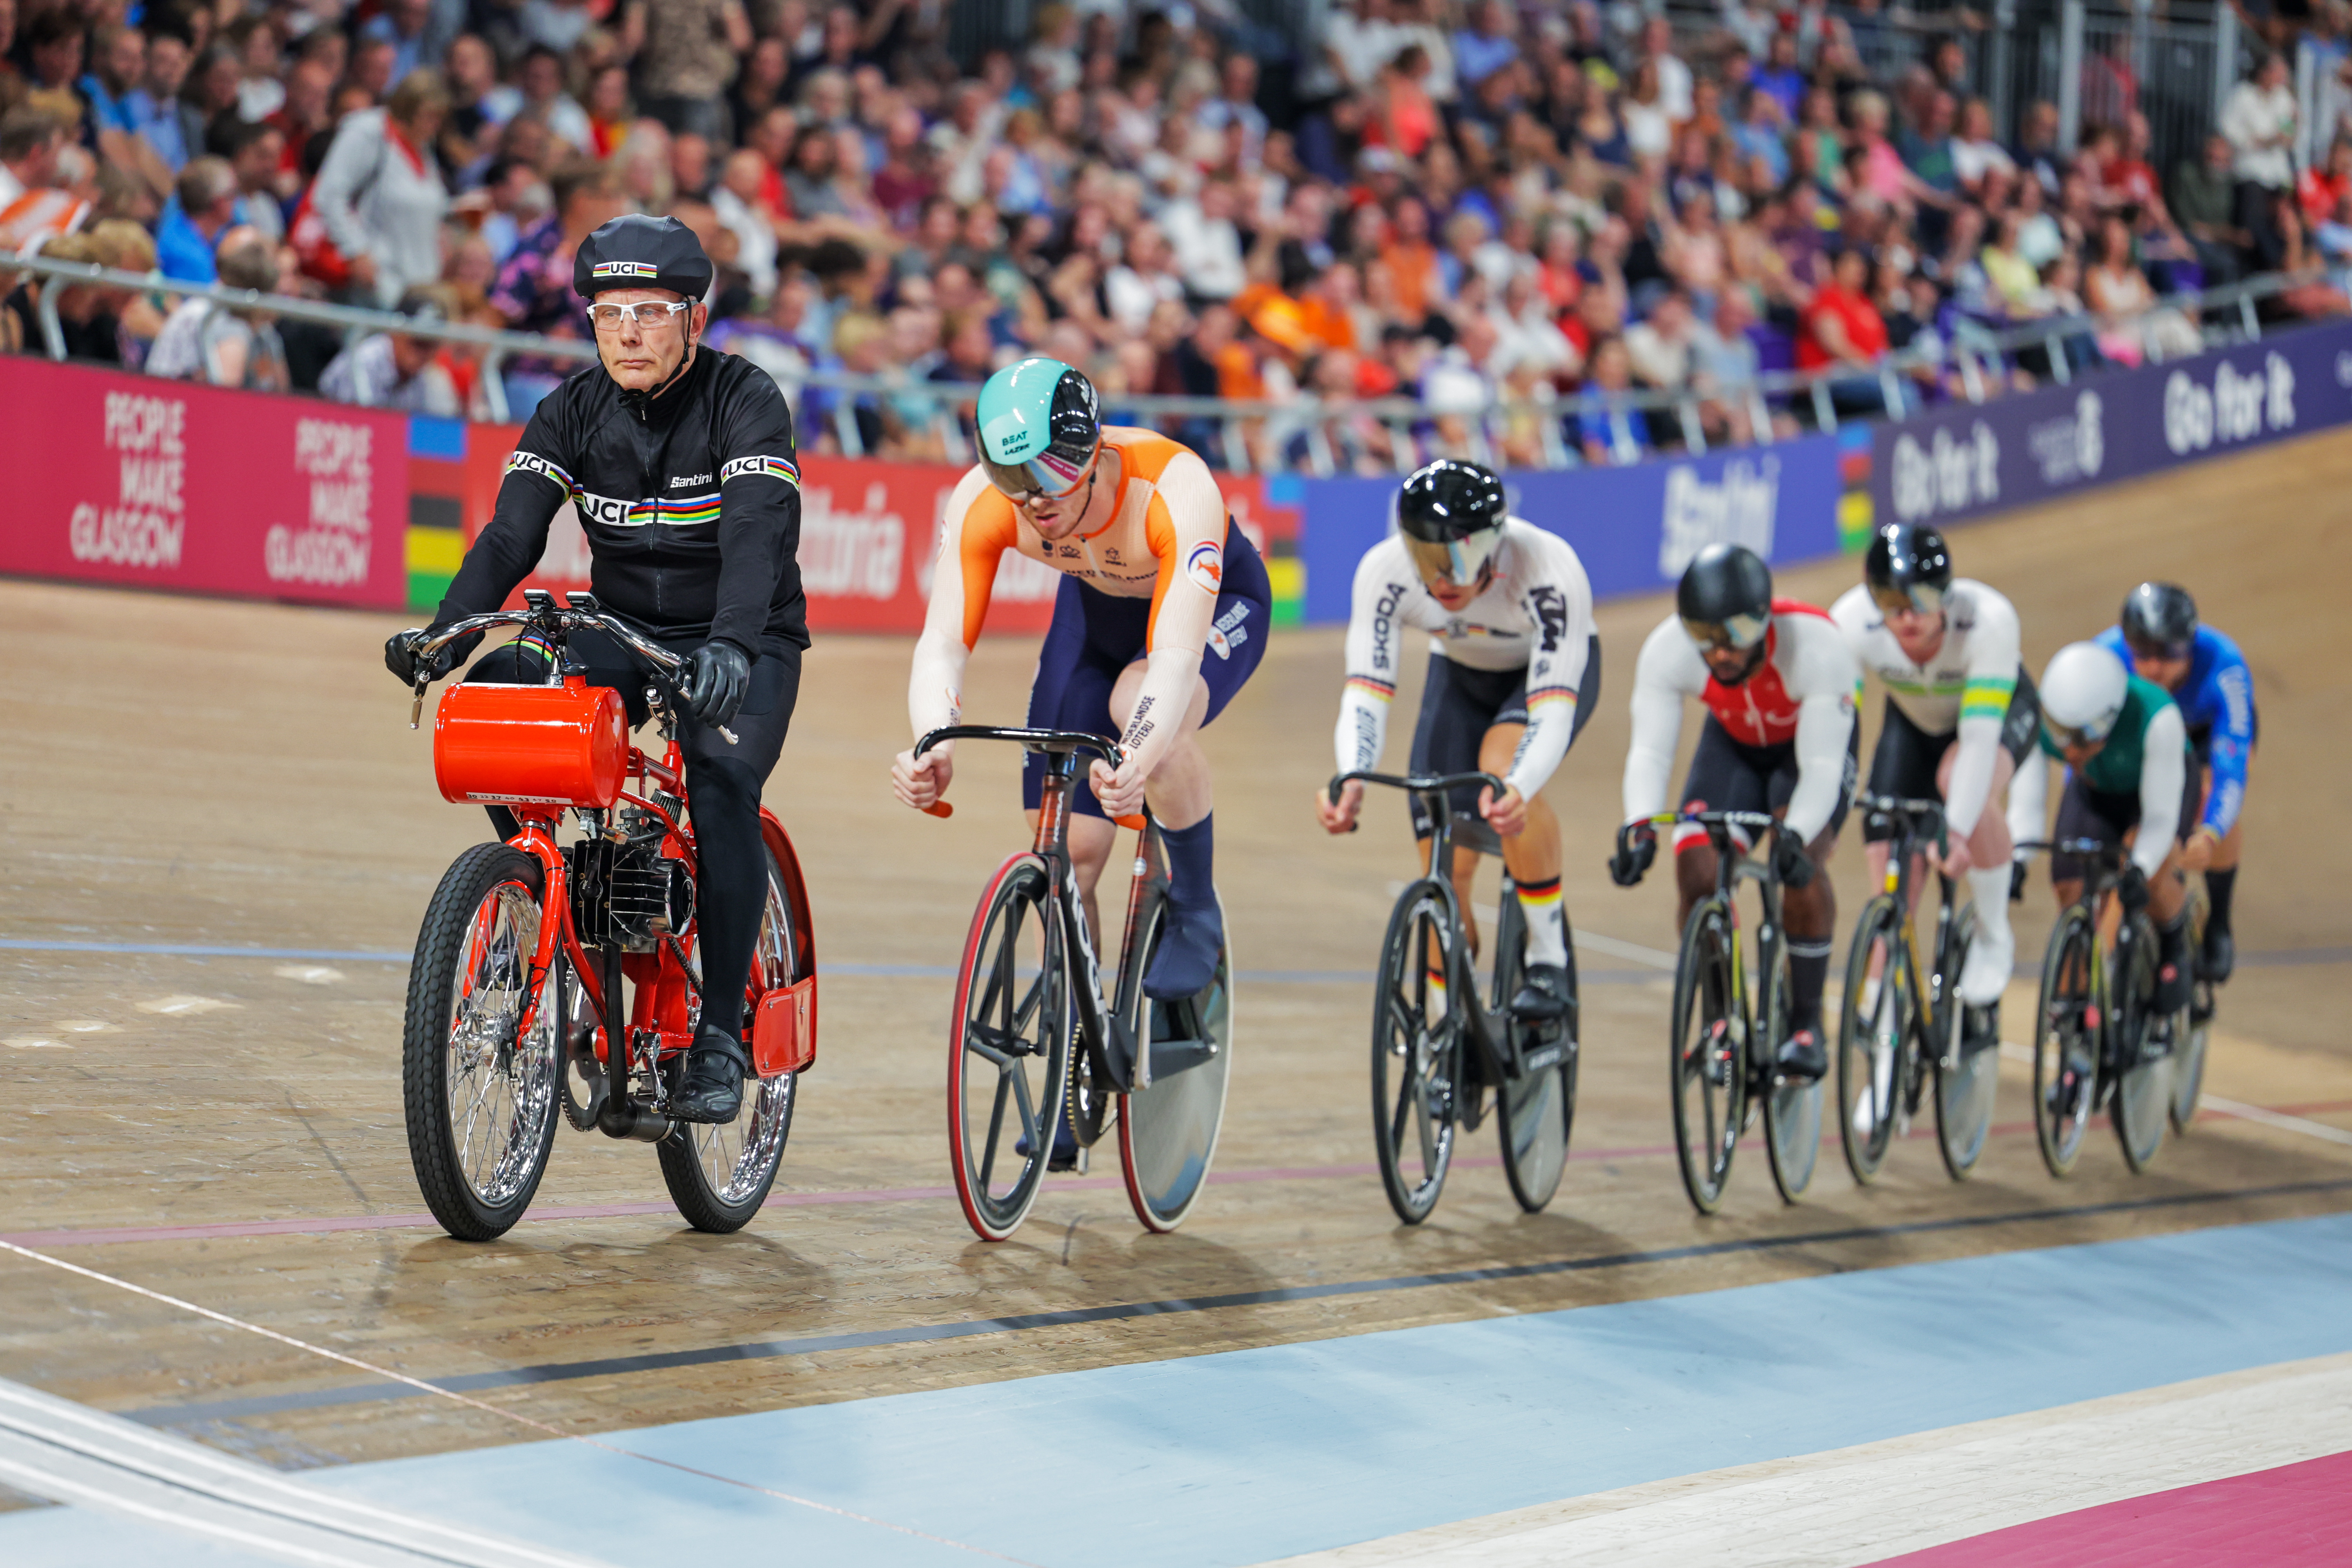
[11,1213,2351,1568]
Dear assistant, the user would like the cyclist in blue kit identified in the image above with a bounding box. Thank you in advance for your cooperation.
[2095,583,2254,980]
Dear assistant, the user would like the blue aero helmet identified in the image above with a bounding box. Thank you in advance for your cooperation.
[975,358,1103,500]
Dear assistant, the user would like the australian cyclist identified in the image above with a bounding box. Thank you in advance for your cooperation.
[1830,522,2042,1054]
[1315,459,1600,1022]
[384,215,806,1125]
[2030,642,2198,1022]
[889,358,1270,1002]
[1613,544,1862,1081]
[2095,583,2253,982]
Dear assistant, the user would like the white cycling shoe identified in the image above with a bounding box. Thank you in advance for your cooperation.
[1958,923,2016,1009]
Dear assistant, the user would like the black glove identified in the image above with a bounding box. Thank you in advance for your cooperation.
[384,628,463,687]
[1771,829,1816,890]
[2117,861,2150,916]
[684,640,751,728]
[1609,826,1657,888]
[2009,857,2029,903]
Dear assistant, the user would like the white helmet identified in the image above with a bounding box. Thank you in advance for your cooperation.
[2039,641,2129,748]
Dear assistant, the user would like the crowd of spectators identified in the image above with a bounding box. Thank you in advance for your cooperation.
[2,0,2348,470]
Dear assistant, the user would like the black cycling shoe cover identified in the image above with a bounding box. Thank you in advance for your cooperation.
[1960,1001,2000,1057]
[1776,1027,1829,1082]
[1145,901,1223,1000]
[670,1026,749,1124]
[2200,926,2235,984]
[1510,962,1572,1022]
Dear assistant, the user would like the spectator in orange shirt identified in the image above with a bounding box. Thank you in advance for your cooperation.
[1382,193,1439,324]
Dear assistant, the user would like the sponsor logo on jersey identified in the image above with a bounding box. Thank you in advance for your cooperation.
[670,472,713,487]
[720,454,801,486]
[504,450,572,489]
[1208,626,1232,659]
[1186,541,1223,593]
[1528,584,1568,653]
[1058,543,1081,557]
[590,260,659,278]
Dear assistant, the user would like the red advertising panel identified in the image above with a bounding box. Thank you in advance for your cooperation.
[454,437,1060,637]
[0,357,407,608]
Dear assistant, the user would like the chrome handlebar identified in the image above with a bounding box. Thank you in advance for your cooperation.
[401,595,734,744]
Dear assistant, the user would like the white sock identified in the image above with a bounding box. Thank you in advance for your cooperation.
[1961,864,2016,1005]
[1515,877,1568,968]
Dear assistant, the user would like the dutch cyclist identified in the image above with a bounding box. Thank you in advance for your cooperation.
[1830,522,2044,1055]
[2029,641,2199,1033]
[889,358,1271,1003]
[1315,458,1601,1023]
[385,215,806,1126]
[2095,583,2253,982]
[1612,544,1862,1081]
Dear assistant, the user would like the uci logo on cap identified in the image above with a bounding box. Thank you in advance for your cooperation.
[591,261,659,279]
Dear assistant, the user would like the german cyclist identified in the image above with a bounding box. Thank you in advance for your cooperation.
[384,215,806,1125]
[2095,583,2253,982]
[888,358,1270,1002]
[1314,458,1599,1023]
[1612,544,1862,1080]
[1830,522,2043,1054]
[2030,642,2198,1022]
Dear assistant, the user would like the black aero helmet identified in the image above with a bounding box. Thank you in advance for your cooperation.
[1677,543,1774,652]
[1863,521,1952,616]
[2120,581,2198,659]
[1396,458,1508,586]
[572,213,713,304]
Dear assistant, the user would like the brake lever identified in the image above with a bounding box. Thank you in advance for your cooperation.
[410,674,428,729]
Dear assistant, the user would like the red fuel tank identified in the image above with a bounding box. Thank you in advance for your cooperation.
[434,679,629,809]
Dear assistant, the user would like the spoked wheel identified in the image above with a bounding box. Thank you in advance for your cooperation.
[2034,905,2098,1177]
[1497,901,1577,1214]
[1933,904,1998,1180]
[657,842,803,1233]
[1370,879,1462,1224]
[1118,891,1235,1234]
[2111,916,2170,1173]
[1669,898,1744,1215]
[2171,895,2212,1135]
[947,854,1071,1241]
[1759,930,1820,1203]
[403,843,563,1241]
[1836,898,1906,1185]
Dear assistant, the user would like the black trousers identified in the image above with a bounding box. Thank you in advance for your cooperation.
[464,627,800,1040]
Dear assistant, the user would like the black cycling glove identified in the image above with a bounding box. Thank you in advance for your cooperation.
[684,640,751,727]
[1771,829,1816,890]
[1609,826,1656,888]
[384,628,471,687]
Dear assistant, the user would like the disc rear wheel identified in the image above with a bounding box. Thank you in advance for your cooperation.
[1371,880,1461,1224]
[2171,893,2212,1134]
[1933,906,1998,1179]
[2112,917,2170,1172]
[1118,892,1235,1233]
[947,855,1071,1241]
[1668,898,1743,1215]
[1760,928,1819,1202]
[1497,902,1576,1214]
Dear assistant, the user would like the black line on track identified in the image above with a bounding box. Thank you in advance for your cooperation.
[118,1177,2352,1430]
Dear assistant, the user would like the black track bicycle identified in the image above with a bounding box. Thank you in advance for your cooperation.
[922,726,1234,1240]
[1835,794,2000,1183]
[2020,836,2174,1175]
[1618,810,1821,1212]
[2173,878,2216,1135]
[1334,769,1579,1225]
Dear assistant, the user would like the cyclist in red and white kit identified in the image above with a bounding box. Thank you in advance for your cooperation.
[1611,544,1861,1080]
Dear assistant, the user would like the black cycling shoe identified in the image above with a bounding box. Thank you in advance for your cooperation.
[1510,962,1572,1024]
[2200,925,2235,984]
[1960,1001,2000,1058]
[1776,1027,1828,1082]
[2154,956,2193,1017]
[668,1026,748,1125]
[1145,901,1223,1000]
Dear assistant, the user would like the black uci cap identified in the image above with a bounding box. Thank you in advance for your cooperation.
[572,214,713,303]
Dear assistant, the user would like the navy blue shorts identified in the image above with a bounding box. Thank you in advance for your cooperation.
[1022,521,1271,818]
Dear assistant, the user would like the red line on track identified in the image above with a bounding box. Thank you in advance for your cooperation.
[5,1102,2343,1252]
[1866,1448,2352,1566]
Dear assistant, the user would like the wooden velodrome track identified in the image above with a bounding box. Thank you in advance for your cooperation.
[0,426,2348,1534]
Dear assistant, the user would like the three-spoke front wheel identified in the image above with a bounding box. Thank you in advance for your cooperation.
[947,854,1072,1241]
[1371,880,1462,1225]
[403,843,563,1241]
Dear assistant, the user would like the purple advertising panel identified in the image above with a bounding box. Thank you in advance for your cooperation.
[1869,318,2352,530]
[1301,434,1844,622]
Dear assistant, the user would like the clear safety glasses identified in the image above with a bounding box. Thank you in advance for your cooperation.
[587,300,693,333]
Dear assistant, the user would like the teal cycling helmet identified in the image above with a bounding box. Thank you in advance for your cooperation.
[975,357,1102,499]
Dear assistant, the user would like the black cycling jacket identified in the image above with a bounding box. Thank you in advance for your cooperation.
[436,348,807,655]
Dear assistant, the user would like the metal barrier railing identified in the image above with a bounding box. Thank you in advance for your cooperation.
[4,249,2324,472]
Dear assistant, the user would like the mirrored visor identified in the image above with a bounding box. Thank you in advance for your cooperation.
[1869,581,1945,617]
[1403,528,1502,588]
[981,447,1096,501]
[2041,714,2113,751]
[1679,611,1770,652]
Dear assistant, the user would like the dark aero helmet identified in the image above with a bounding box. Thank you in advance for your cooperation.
[1864,522,1952,616]
[975,358,1103,499]
[1396,458,1508,586]
[2120,581,2198,659]
[572,213,714,304]
[1677,543,1774,652]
